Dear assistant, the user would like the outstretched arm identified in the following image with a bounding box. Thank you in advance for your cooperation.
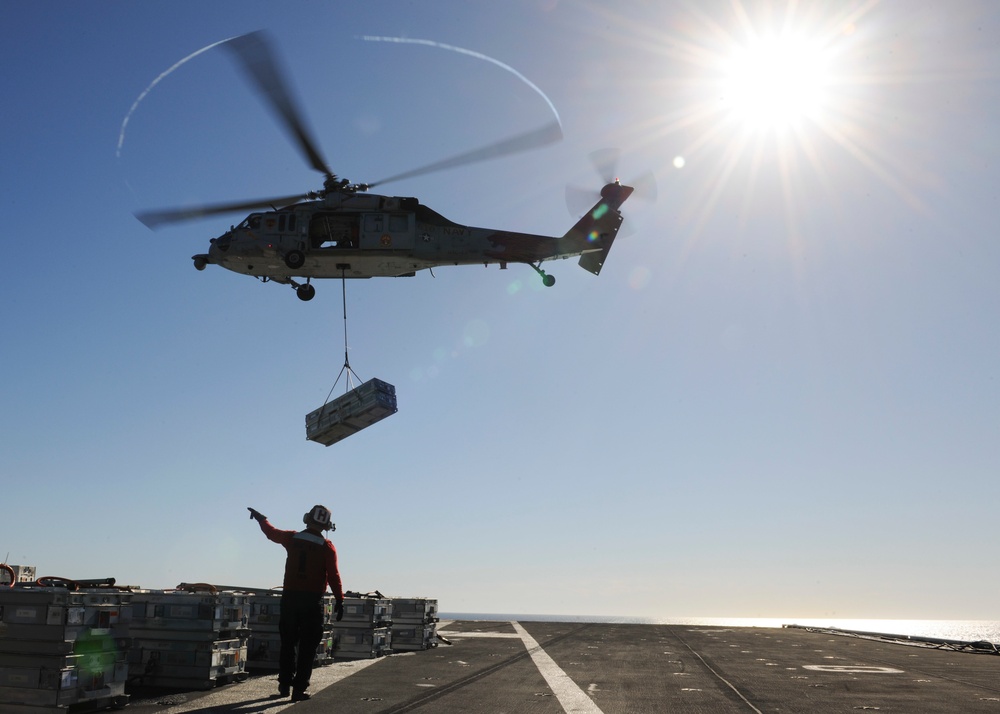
[247,507,292,545]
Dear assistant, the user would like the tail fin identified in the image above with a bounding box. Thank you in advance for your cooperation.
[564,182,634,275]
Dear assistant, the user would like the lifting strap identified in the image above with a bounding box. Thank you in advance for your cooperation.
[324,268,362,404]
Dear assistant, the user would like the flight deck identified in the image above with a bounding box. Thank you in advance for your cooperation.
[125,620,1000,714]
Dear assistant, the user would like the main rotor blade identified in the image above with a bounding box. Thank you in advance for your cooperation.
[135,193,310,229]
[224,31,333,179]
[367,120,562,189]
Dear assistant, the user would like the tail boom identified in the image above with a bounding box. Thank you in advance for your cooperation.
[564,182,634,275]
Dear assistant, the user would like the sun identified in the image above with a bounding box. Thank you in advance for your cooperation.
[719,33,832,133]
[606,0,930,246]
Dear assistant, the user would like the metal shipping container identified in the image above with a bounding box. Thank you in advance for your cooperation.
[0,586,131,710]
[331,625,391,659]
[337,596,392,628]
[128,637,246,690]
[129,590,250,689]
[389,622,438,651]
[305,378,397,446]
[247,632,333,671]
[245,592,334,671]
[0,564,36,586]
[130,590,249,638]
[389,598,438,624]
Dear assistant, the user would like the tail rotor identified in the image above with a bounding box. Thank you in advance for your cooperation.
[566,148,657,220]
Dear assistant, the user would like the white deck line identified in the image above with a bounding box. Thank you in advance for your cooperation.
[511,620,605,714]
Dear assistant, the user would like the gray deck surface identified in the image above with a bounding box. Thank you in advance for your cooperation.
[125,620,1000,713]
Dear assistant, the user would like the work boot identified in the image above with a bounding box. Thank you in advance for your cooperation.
[292,689,311,702]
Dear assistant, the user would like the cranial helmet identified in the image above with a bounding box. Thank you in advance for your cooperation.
[303,504,335,531]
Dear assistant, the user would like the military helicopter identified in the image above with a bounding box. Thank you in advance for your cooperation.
[137,32,637,301]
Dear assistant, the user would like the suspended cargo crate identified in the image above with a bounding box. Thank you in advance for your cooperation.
[306,378,398,446]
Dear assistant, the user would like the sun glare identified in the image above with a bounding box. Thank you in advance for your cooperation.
[615,0,932,246]
[720,34,831,132]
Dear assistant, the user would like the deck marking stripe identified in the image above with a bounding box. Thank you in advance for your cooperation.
[511,621,605,714]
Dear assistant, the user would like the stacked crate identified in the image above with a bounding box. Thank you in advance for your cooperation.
[389,598,439,651]
[245,590,334,671]
[331,595,392,659]
[0,585,131,712]
[0,564,37,586]
[128,589,249,690]
[246,590,282,671]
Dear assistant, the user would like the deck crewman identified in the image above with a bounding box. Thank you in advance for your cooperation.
[248,504,344,701]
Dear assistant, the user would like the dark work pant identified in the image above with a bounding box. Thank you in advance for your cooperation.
[278,591,324,691]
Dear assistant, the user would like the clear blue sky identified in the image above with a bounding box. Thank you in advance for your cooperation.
[2,0,998,621]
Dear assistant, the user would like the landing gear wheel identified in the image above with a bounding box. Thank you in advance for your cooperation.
[529,262,556,287]
[296,284,316,301]
[285,250,305,269]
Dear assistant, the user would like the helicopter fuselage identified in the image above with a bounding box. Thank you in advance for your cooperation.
[140,31,636,300]
[194,183,633,298]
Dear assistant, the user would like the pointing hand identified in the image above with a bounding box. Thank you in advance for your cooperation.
[247,507,266,522]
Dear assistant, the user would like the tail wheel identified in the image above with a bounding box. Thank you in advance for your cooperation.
[285,250,305,269]
[297,284,316,301]
[529,262,556,287]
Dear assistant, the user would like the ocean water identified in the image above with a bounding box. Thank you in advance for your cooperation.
[441,614,1000,644]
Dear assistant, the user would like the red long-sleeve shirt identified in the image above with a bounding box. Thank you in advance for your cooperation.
[257,519,344,599]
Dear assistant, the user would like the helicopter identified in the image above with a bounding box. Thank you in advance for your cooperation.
[137,32,637,301]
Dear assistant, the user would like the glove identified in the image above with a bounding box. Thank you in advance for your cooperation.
[334,599,344,622]
[247,507,266,522]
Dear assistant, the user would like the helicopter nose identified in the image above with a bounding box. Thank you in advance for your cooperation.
[212,234,232,252]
